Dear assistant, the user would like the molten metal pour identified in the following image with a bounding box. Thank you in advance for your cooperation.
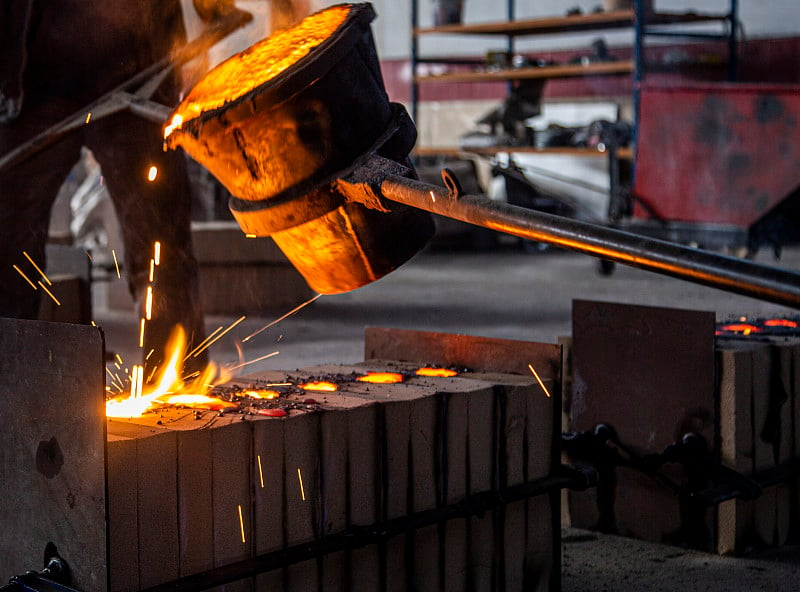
[166,3,800,309]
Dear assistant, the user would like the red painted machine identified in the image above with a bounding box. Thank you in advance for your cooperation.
[628,83,800,255]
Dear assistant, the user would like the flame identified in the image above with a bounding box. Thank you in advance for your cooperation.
[167,6,349,129]
[764,319,798,328]
[415,367,458,377]
[164,114,183,138]
[106,326,232,418]
[298,381,338,392]
[357,372,404,384]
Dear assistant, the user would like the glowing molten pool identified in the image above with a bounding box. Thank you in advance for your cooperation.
[415,367,458,377]
[298,381,339,392]
[165,5,350,137]
[357,372,404,384]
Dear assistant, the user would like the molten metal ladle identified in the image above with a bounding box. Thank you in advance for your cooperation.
[166,2,800,308]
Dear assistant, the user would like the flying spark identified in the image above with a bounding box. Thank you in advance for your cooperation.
[145,286,154,320]
[112,250,121,279]
[245,233,256,238]
[149,259,155,282]
[430,190,436,202]
[147,166,158,182]
[85,112,92,124]
[12,265,37,290]
[298,468,306,501]
[227,351,280,372]
[527,363,551,398]
[185,326,223,361]
[191,316,246,358]
[23,251,51,285]
[238,505,246,543]
[257,455,265,489]
[139,318,146,348]
[38,281,61,306]
[154,242,161,265]
[243,294,322,343]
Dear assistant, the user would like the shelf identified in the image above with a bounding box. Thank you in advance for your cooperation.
[414,11,730,38]
[414,146,635,159]
[415,60,634,84]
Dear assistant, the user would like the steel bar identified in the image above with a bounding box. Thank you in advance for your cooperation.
[379,174,800,309]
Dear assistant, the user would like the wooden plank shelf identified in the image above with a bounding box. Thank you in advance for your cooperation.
[414,10,730,38]
[414,60,635,83]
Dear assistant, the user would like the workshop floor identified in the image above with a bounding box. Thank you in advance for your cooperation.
[94,240,800,590]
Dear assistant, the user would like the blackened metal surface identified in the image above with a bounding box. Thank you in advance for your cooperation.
[0,318,106,592]
[568,300,716,545]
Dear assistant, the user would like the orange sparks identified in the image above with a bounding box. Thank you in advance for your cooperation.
[112,250,121,278]
[149,259,155,282]
[257,455,265,488]
[12,265,37,290]
[430,190,436,202]
[185,326,223,360]
[297,468,306,501]
[131,365,144,399]
[416,367,458,377]
[190,316,246,358]
[85,112,92,124]
[242,293,322,342]
[527,363,551,398]
[299,381,338,392]
[227,351,280,372]
[238,504,246,543]
[245,233,257,238]
[357,372,404,384]
[145,286,154,320]
[765,319,798,328]
[23,251,51,285]
[139,318,146,348]
[38,281,61,306]
[147,166,158,182]
[154,241,161,266]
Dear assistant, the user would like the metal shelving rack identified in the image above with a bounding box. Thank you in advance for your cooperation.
[410,0,739,170]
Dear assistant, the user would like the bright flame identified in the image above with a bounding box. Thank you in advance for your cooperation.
[105,326,232,418]
[164,114,183,139]
[298,381,338,392]
[415,367,458,377]
[357,372,404,384]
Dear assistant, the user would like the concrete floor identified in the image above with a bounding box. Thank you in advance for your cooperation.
[94,240,800,590]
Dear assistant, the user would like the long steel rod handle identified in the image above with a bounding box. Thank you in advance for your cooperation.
[380,174,800,310]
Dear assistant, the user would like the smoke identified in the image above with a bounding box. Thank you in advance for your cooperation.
[268,0,314,34]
